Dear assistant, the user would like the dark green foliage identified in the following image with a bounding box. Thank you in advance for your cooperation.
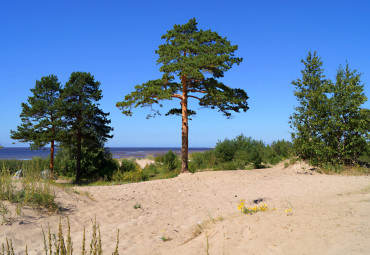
[117,18,248,118]
[163,150,180,171]
[189,135,292,171]
[153,150,180,171]
[61,72,113,182]
[54,141,118,181]
[119,159,138,172]
[264,140,293,165]
[290,52,369,166]
[117,18,248,173]
[214,135,265,168]
[214,139,237,162]
[290,52,330,164]
[326,64,369,164]
[10,75,63,173]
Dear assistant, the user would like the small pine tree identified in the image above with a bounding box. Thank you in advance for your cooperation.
[327,64,368,164]
[290,52,331,164]
[11,75,63,174]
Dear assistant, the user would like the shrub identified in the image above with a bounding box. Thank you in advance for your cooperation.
[214,138,237,162]
[119,159,138,172]
[55,141,118,180]
[163,150,179,171]
[189,135,292,172]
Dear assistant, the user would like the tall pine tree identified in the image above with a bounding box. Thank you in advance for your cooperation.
[61,72,113,182]
[11,75,63,174]
[327,64,368,164]
[290,52,331,164]
[291,52,369,165]
[117,18,249,173]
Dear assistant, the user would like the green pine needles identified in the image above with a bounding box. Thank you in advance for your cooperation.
[290,52,369,166]
[117,18,249,173]
[10,75,62,175]
[11,72,113,182]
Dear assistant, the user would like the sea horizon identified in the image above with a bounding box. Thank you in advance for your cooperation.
[0,146,212,160]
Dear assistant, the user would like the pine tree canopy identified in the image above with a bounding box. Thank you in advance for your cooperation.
[116,18,249,118]
[10,75,62,149]
[62,72,113,143]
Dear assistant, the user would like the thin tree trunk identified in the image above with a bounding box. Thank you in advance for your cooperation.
[76,129,82,182]
[50,139,54,174]
[181,76,189,173]
[50,117,55,177]
[76,96,82,183]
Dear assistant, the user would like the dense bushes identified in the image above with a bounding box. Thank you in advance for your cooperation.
[112,150,181,183]
[54,141,118,181]
[190,135,293,171]
[154,150,180,171]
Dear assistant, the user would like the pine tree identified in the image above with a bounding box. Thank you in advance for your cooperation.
[327,64,368,164]
[10,75,63,174]
[116,18,249,172]
[291,52,369,166]
[290,52,331,164]
[61,72,113,182]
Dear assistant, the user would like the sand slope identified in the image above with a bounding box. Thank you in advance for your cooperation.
[1,162,369,255]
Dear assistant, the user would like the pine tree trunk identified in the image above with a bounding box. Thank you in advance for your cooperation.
[76,96,82,183]
[76,130,82,182]
[50,119,55,176]
[181,77,189,173]
[50,139,54,174]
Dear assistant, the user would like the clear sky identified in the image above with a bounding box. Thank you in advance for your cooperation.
[0,0,369,147]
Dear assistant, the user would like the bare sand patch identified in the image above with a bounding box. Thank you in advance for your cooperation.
[1,163,369,254]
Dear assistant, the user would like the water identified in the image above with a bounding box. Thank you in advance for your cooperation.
[0,147,211,160]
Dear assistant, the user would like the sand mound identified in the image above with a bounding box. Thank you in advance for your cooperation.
[1,164,369,254]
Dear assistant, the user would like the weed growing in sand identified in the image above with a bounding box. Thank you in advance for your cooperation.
[238,200,272,215]
[133,203,141,209]
[205,231,209,255]
[41,217,119,255]
[0,238,19,255]
[285,208,293,216]
[160,229,171,242]
[0,169,58,216]
[0,216,120,254]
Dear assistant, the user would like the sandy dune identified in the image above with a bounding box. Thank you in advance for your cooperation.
[1,162,369,255]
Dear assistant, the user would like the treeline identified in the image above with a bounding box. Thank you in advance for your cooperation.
[10,73,113,182]
[7,52,369,182]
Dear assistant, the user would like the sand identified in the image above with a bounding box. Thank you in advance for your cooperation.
[1,161,369,255]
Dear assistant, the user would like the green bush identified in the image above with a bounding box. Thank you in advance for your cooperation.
[189,135,293,172]
[119,159,138,172]
[163,150,179,171]
[215,138,237,162]
[54,141,118,180]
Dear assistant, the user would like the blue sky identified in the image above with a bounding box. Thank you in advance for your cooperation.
[0,0,369,147]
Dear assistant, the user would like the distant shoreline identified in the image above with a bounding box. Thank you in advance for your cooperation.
[0,147,212,160]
